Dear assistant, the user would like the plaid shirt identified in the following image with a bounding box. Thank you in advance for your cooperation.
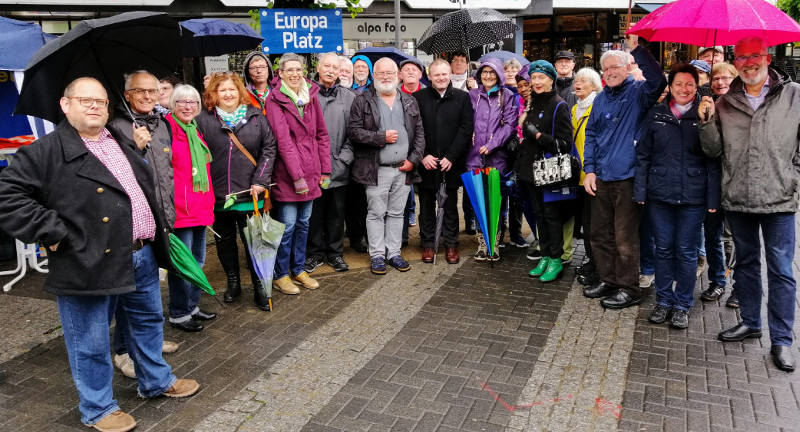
[82,129,156,241]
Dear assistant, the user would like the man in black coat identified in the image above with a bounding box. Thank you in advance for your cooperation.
[413,59,475,264]
[0,78,198,432]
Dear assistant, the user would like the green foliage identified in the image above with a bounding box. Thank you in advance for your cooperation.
[778,0,800,23]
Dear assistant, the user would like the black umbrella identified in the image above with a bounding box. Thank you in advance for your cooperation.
[417,8,519,55]
[180,18,264,58]
[432,178,448,265]
[15,11,190,123]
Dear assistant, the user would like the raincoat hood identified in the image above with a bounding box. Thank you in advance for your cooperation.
[351,54,373,88]
[242,51,273,87]
[475,58,505,87]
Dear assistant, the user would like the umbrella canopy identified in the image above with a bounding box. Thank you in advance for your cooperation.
[169,233,221,305]
[627,0,800,46]
[478,50,530,67]
[180,18,264,58]
[15,11,189,123]
[0,17,57,71]
[461,168,502,262]
[243,196,285,312]
[418,8,519,54]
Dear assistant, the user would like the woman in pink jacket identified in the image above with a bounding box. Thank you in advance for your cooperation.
[165,85,216,332]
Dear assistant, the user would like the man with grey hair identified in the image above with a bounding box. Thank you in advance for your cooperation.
[306,52,356,273]
[347,57,426,275]
[581,35,666,309]
[698,36,800,372]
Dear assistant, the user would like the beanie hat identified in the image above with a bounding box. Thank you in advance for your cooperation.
[528,60,557,82]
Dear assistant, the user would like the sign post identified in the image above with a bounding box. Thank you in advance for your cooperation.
[260,9,344,54]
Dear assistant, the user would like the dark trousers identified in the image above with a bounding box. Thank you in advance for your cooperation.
[419,186,460,249]
[527,181,570,259]
[639,203,656,275]
[703,209,727,287]
[307,186,347,261]
[590,179,642,295]
[577,188,594,268]
[345,182,368,243]
[213,210,256,283]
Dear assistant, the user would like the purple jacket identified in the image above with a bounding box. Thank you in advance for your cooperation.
[265,77,332,203]
[467,58,518,175]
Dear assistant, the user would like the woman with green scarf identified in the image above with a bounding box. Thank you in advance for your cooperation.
[165,84,217,332]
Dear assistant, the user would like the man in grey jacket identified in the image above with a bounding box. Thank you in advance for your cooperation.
[305,52,356,273]
[699,36,800,372]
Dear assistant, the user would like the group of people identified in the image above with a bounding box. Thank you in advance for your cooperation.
[0,30,797,432]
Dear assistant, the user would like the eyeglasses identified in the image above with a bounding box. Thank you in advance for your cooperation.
[128,88,158,96]
[602,64,624,73]
[374,71,397,78]
[480,70,496,76]
[711,76,734,83]
[281,68,304,75]
[67,97,109,108]
[249,66,269,72]
[733,54,767,63]
[175,100,200,108]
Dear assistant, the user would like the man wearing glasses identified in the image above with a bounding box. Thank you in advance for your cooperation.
[107,70,177,379]
[0,77,198,432]
[242,51,273,114]
[699,36,800,372]
[581,35,667,309]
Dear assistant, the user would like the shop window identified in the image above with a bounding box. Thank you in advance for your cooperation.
[524,18,551,33]
[555,14,593,33]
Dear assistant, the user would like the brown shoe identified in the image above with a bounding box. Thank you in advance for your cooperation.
[163,378,200,398]
[92,410,136,432]
[273,276,300,295]
[292,271,319,289]
[421,247,434,263]
[446,247,459,264]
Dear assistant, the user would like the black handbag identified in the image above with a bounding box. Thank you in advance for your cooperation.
[532,101,581,187]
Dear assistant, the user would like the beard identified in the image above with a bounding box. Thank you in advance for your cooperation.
[375,79,398,95]
[740,65,768,86]
[339,76,352,88]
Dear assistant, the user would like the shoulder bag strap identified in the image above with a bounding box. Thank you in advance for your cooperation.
[219,116,257,167]
[551,101,567,154]
[573,116,589,143]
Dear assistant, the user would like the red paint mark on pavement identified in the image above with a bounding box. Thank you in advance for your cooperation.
[481,382,573,412]
[595,398,622,418]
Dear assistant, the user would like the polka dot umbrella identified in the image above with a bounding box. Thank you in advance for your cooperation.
[417,8,519,55]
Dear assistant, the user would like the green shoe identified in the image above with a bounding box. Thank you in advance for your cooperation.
[529,257,550,277]
[539,258,564,283]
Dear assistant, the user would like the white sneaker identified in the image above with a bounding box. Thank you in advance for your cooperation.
[639,274,655,288]
[114,353,137,379]
[162,341,179,353]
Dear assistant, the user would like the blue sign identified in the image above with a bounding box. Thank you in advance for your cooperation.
[260,9,343,54]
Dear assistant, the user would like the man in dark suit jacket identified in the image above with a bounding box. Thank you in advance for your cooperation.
[0,78,198,432]
[413,59,475,264]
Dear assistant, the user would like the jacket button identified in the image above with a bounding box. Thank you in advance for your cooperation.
[97,188,104,193]
[102,217,109,223]
[105,249,111,254]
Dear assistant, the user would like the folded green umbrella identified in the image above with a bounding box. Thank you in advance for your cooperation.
[169,233,222,305]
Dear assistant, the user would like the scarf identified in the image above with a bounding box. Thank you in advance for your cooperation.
[216,105,248,128]
[173,116,212,192]
[575,91,597,120]
[249,84,268,105]
[669,100,693,119]
[153,104,170,116]
[280,81,311,118]
[451,72,468,90]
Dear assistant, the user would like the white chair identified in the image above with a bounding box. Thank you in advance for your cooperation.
[0,240,48,292]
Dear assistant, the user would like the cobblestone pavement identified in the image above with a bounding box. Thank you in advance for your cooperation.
[2,225,800,431]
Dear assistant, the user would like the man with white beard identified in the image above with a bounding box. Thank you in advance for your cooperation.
[338,56,353,89]
[347,57,426,275]
[699,36,800,373]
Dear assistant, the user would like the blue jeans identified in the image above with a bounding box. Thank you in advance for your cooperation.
[727,211,796,346]
[167,226,206,321]
[639,203,655,276]
[649,202,706,311]
[58,244,176,425]
[272,199,313,279]
[704,209,727,286]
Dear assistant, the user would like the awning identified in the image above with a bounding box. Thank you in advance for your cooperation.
[634,2,667,12]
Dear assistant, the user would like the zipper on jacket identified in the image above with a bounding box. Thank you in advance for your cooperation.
[185,186,189,215]
[227,141,233,195]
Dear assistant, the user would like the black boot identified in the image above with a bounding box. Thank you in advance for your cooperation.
[216,240,241,303]
[250,267,270,311]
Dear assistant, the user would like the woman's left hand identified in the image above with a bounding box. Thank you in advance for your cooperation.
[708,208,717,213]
[251,184,266,196]
[479,146,490,155]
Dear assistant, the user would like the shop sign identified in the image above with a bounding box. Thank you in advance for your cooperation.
[259,8,343,54]
[619,14,646,34]
[204,55,229,74]
[403,0,530,9]
[342,18,433,40]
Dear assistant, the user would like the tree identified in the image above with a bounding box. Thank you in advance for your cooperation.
[778,0,800,24]
[248,0,365,30]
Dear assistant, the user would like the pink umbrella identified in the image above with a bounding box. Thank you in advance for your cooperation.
[627,0,800,46]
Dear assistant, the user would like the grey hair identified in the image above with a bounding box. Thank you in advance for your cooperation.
[503,58,522,71]
[599,50,630,68]
[338,56,353,70]
[169,84,201,112]
[319,52,339,64]
[124,70,156,90]
[574,67,603,93]
[374,57,399,72]
[734,36,768,55]
[278,53,305,70]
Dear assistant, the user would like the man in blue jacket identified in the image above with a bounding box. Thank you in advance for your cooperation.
[581,35,667,309]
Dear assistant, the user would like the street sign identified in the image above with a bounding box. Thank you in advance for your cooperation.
[259,9,343,54]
